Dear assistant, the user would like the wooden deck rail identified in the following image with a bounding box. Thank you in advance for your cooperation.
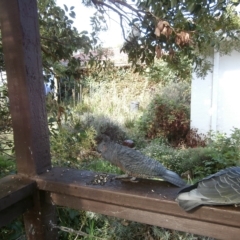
[34,167,240,240]
[0,175,35,227]
[0,1,240,240]
[1,167,240,239]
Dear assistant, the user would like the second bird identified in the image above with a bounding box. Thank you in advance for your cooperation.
[97,135,186,187]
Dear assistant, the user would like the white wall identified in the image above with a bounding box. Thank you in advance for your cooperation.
[191,50,240,135]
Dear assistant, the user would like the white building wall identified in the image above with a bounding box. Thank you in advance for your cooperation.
[191,50,240,135]
[190,56,214,134]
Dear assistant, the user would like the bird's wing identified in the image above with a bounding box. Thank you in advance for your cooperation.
[198,167,240,202]
[114,144,185,187]
[117,147,166,177]
[200,166,240,181]
[176,166,240,211]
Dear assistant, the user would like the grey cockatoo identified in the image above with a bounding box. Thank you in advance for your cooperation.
[176,166,240,211]
[97,135,186,187]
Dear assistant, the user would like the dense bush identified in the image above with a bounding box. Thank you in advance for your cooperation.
[142,129,240,182]
[0,155,15,178]
[0,84,11,134]
[50,124,97,167]
[205,128,240,171]
[0,217,24,240]
[137,82,206,147]
[138,83,189,146]
[145,57,192,84]
[0,85,14,156]
[77,113,127,143]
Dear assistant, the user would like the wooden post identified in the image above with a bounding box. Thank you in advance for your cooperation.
[23,191,58,240]
[0,0,51,176]
[0,0,57,239]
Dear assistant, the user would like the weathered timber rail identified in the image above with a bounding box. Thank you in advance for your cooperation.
[1,167,240,239]
[0,0,240,239]
[34,167,240,240]
[0,176,35,227]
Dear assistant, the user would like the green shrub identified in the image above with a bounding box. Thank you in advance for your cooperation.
[145,57,192,84]
[137,82,206,148]
[141,139,185,176]
[172,147,216,180]
[50,124,97,167]
[78,113,127,143]
[141,129,240,182]
[0,155,15,178]
[137,84,191,146]
[0,85,14,156]
[0,217,24,240]
[205,128,240,171]
[0,84,12,134]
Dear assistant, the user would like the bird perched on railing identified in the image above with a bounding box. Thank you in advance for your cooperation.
[176,166,240,211]
[97,135,186,187]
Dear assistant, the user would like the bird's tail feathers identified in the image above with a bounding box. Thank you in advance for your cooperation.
[176,199,202,211]
[176,189,206,211]
[162,170,186,187]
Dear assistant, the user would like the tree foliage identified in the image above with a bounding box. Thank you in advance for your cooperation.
[38,0,95,79]
[0,0,240,79]
[87,0,240,76]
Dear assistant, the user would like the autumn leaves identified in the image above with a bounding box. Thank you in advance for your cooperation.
[154,19,192,59]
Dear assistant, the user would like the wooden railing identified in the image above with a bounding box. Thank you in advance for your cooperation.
[0,1,240,239]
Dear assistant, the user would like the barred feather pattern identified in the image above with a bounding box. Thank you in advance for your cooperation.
[97,137,186,187]
[176,166,240,211]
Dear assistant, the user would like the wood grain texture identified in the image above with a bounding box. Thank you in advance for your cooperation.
[0,1,57,238]
[34,167,240,240]
[0,175,35,227]
[0,175,36,211]
[0,0,51,176]
[0,197,33,228]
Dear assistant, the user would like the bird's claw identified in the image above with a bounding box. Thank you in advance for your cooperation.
[114,175,139,183]
[129,177,139,183]
[114,174,129,179]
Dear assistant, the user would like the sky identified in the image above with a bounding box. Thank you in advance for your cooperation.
[56,0,124,47]
[55,1,240,47]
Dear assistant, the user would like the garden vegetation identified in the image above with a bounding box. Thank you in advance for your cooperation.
[1,0,240,239]
[1,64,240,239]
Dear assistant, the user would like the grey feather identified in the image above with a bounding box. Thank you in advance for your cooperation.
[97,135,186,187]
[175,166,240,211]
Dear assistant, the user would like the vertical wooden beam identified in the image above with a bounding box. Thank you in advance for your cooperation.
[0,0,51,176]
[0,1,58,239]
[24,191,58,240]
